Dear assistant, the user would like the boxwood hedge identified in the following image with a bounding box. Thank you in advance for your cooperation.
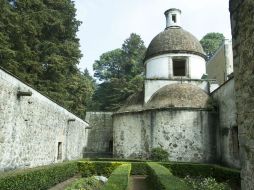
[77,161,124,177]
[0,161,78,190]
[147,162,190,190]
[160,162,240,187]
[101,164,131,190]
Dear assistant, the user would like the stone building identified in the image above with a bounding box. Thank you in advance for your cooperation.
[112,8,237,164]
[207,39,233,85]
[0,67,88,171]
[84,9,240,169]
[1,2,253,189]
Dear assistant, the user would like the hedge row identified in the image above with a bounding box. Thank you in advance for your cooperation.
[0,160,241,190]
[0,161,78,190]
[89,158,149,162]
[147,162,190,190]
[77,161,124,177]
[161,162,240,187]
[101,164,131,190]
[130,162,148,175]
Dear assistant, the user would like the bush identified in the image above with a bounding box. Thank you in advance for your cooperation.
[150,147,169,161]
[0,161,78,190]
[77,161,124,177]
[130,162,148,175]
[65,176,103,190]
[101,164,131,190]
[87,158,148,162]
[160,162,240,187]
[147,162,190,190]
[184,176,231,190]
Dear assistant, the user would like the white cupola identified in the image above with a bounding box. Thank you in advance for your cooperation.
[164,8,182,28]
[144,8,206,81]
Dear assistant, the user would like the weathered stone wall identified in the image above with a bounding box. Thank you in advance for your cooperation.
[212,78,240,168]
[207,40,233,85]
[113,109,217,162]
[84,112,113,156]
[0,68,88,171]
[230,0,254,189]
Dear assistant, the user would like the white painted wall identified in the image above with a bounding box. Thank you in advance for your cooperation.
[144,79,209,103]
[146,57,169,79]
[0,68,88,171]
[165,9,182,28]
[207,40,233,85]
[145,53,206,80]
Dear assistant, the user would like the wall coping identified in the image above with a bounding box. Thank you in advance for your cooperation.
[113,106,216,116]
[0,66,89,125]
[211,76,234,95]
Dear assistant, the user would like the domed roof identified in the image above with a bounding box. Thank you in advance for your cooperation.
[144,27,205,61]
[117,91,144,113]
[116,83,213,113]
[146,83,210,109]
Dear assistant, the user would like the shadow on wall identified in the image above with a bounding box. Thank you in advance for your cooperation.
[83,112,113,158]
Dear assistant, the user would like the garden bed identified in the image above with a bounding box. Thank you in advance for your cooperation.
[0,159,241,190]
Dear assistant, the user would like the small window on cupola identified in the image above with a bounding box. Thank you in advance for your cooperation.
[173,59,186,76]
[172,14,177,23]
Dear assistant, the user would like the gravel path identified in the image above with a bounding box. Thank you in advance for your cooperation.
[129,175,150,190]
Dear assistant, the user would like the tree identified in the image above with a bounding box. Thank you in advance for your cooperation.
[200,32,225,60]
[92,33,146,111]
[121,33,146,78]
[93,49,124,81]
[0,0,93,119]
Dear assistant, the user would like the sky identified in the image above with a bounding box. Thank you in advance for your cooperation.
[73,0,231,75]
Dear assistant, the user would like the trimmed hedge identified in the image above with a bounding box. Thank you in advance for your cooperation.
[101,164,131,190]
[130,162,148,175]
[87,158,149,162]
[77,161,124,177]
[0,161,78,190]
[147,162,190,190]
[161,162,240,187]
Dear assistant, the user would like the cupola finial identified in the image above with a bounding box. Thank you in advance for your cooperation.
[164,8,182,29]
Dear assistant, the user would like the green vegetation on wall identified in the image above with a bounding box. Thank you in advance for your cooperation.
[150,147,169,161]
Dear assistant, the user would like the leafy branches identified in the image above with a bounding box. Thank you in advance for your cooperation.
[200,32,225,60]
[91,33,146,111]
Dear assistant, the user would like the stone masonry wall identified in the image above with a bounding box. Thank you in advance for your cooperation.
[113,109,217,162]
[212,78,240,168]
[0,68,88,171]
[84,112,113,157]
[230,0,254,189]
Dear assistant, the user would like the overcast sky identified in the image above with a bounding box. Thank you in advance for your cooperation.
[73,0,231,75]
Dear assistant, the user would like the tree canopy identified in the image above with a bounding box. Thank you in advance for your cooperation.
[91,33,146,111]
[0,0,94,119]
[200,32,225,60]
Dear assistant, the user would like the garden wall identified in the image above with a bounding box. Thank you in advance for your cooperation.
[0,67,88,171]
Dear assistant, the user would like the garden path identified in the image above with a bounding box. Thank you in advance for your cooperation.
[48,175,80,190]
[129,175,151,190]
